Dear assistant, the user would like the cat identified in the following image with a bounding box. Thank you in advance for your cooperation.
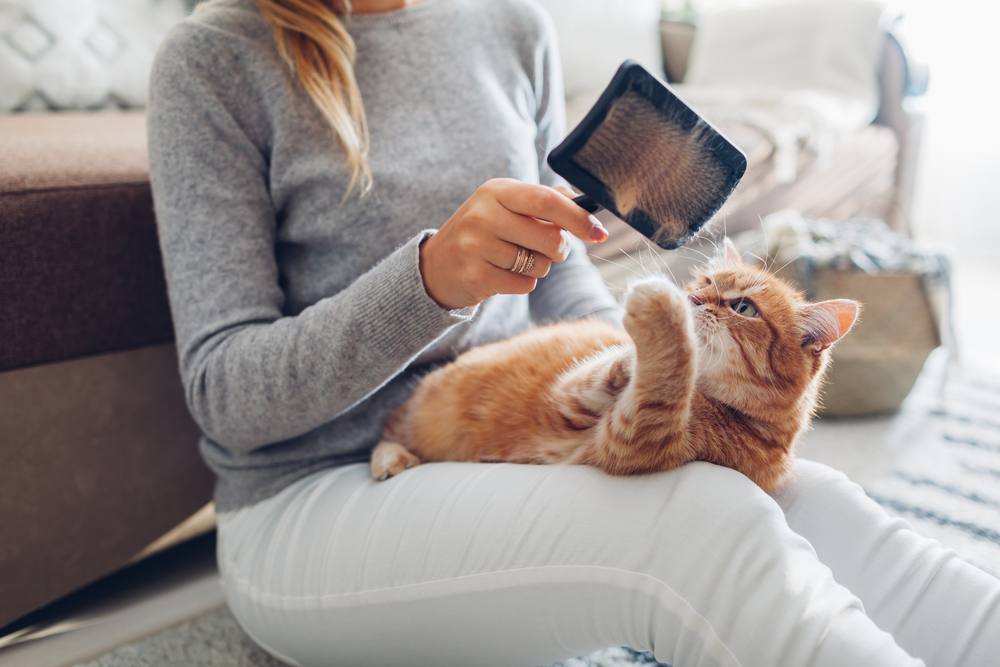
[371,238,860,492]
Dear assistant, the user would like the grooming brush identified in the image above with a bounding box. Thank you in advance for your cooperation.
[548,60,747,249]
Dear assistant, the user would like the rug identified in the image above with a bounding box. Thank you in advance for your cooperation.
[76,607,664,667]
[859,352,1000,577]
[80,354,1000,667]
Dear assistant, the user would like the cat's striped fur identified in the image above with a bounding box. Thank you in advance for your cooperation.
[372,240,860,492]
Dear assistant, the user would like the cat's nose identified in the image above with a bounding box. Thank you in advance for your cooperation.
[689,293,705,306]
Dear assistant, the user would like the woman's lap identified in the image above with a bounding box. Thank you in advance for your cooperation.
[218,460,931,667]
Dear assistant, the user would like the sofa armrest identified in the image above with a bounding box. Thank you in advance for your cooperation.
[875,16,929,234]
[875,17,929,129]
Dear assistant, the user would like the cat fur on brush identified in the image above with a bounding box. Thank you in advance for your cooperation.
[372,239,860,492]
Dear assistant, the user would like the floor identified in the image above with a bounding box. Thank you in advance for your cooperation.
[0,537,223,667]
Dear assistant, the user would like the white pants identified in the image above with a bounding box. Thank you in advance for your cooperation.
[217,459,1000,667]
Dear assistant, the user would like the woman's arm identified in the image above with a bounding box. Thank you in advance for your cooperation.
[148,26,474,452]
[526,13,623,326]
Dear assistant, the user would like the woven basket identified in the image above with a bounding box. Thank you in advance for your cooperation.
[737,212,951,417]
[800,269,940,417]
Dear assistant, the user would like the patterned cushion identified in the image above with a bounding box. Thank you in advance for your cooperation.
[0,0,187,111]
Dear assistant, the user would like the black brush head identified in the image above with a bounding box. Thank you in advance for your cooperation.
[548,61,747,249]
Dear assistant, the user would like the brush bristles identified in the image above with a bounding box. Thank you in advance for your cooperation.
[574,89,734,247]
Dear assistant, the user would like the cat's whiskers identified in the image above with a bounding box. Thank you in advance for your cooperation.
[754,214,776,274]
[691,217,722,249]
[637,236,679,286]
[629,245,648,275]
[745,250,768,268]
[638,245,657,277]
[590,253,643,279]
[769,251,804,279]
[637,236,669,272]
[619,247,655,279]
[680,244,714,264]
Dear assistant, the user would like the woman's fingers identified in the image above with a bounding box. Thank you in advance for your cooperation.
[488,179,607,243]
[483,238,552,278]
[487,206,569,262]
[418,178,602,310]
[553,184,579,199]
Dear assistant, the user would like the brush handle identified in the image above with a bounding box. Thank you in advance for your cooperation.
[572,194,601,214]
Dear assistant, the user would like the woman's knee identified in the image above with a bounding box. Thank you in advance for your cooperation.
[632,462,802,573]
[664,461,789,530]
[789,458,851,489]
[774,458,858,515]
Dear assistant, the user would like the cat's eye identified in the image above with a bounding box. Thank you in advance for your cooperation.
[730,298,759,318]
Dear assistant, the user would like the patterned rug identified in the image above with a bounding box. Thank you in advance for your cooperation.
[859,353,1000,577]
[76,606,664,667]
[81,355,1000,667]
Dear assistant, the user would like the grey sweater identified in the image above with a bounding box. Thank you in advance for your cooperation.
[148,0,621,512]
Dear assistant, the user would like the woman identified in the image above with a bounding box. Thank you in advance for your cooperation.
[147,1,1000,665]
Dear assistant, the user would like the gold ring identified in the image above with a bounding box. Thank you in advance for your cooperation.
[510,246,534,275]
[521,250,535,275]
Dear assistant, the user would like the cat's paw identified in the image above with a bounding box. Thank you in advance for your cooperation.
[623,276,690,337]
[370,441,421,481]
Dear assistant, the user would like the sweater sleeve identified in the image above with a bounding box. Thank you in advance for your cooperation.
[147,25,475,452]
[525,13,623,327]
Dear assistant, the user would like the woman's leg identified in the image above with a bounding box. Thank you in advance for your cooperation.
[218,461,920,667]
[776,458,1000,667]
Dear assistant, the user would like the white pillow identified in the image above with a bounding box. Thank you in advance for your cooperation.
[685,0,886,124]
[532,0,664,99]
[0,0,187,111]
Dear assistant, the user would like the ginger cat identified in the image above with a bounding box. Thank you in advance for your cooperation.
[372,239,860,492]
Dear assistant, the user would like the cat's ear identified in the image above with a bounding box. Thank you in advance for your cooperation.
[799,299,861,352]
[716,237,743,267]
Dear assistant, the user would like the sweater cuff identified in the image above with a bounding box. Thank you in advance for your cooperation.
[355,230,477,359]
[413,229,478,320]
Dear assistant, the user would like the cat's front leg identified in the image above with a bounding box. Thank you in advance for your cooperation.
[586,276,698,474]
[623,276,696,357]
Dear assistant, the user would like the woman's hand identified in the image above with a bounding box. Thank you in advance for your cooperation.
[419,179,608,310]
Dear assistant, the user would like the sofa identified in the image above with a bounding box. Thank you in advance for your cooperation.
[0,112,214,630]
[592,18,928,274]
[0,16,926,629]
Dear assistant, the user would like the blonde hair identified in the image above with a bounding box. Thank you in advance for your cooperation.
[258,0,372,195]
